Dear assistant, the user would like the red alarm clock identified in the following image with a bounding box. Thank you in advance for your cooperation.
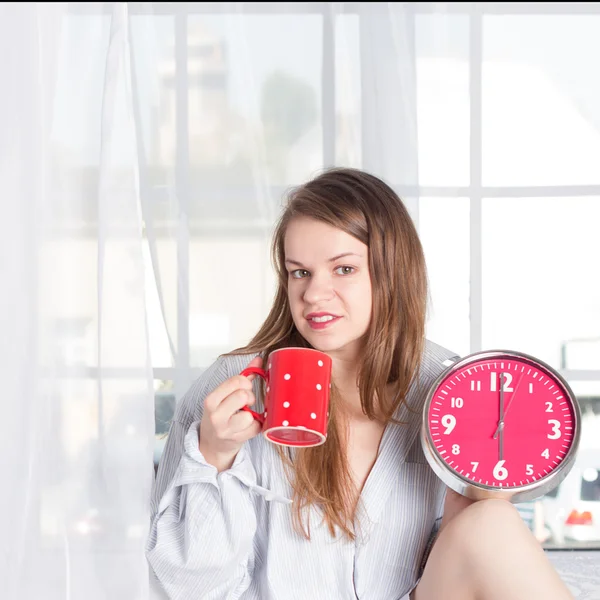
[421,350,582,502]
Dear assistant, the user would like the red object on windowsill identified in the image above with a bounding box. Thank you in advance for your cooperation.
[565,510,593,526]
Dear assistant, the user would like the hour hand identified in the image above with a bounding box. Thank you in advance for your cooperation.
[493,372,503,438]
[493,420,504,440]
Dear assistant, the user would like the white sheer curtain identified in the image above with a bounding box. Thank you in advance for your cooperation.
[1,3,155,599]
[2,2,599,599]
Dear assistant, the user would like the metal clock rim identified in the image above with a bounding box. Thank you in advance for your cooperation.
[420,348,582,502]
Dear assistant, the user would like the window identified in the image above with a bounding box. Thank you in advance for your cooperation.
[122,4,600,550]
[581,470,600,502]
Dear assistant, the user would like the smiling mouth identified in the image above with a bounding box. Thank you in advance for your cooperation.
[310,315,336,323]
[306,314,341,330]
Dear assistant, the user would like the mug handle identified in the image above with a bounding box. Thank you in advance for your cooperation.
[239,366,268,423]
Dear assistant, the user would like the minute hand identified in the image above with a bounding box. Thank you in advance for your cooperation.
[496,374,505,457]
[492,373,524,439]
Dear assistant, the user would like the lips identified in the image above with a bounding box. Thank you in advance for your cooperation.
[305,312,341,330]
[305,312,340,322]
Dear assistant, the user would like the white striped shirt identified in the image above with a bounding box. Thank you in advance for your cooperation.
[147,340,460,600]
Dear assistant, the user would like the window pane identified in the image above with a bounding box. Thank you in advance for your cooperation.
[335,13,361,168]
[144,236,176,368]
[482,197,600,371]
[40,237,154,369]
[130,15,176,169]
[416,14,470,186]
[581,472,600,502]
[50,14,110,234]
[39,238,97,368]
[40,378,152,548]
[181,14,323,188]
[129,17,178,369]
[482,15,600,186]
[53,14,111,171]
[525,382,600,548]
[420,198,470,357]
[563,338,600,371]
[189,234,276,367]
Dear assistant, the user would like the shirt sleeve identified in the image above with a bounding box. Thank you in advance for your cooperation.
[146,357,290,600]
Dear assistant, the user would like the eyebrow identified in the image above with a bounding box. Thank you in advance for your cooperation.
[284,252,362,267]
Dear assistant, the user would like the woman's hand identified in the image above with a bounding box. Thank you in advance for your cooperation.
[199,356,264,472]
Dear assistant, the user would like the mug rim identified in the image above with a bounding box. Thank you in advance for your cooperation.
[268,347,330,360]
[263,426,326,448]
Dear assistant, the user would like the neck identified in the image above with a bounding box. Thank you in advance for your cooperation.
[331,358,368,421]
[331,356,393,422]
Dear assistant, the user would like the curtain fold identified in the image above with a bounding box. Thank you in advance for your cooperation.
[0,2,459,598]
[128,7,178,368]
[0,3,154,598]
[359,3,419,187]
[0,3,431,597]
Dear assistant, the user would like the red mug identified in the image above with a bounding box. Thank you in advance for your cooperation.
[240,347,332,447]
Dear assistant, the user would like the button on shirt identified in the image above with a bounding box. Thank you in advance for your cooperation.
[147,340,459,600]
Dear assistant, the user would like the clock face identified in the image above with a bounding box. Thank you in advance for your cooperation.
[425,353,577,490]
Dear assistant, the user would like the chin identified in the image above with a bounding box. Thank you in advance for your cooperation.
[308,339,345,354]
[297,328,334,350]
[300,330,355,355]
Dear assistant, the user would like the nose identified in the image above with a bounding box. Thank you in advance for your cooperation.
[303,272,334,305]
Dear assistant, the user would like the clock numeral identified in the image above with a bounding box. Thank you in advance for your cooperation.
[541,448,549,459]
[545,402,553,413]
[547,419,561,440]
[490,371,514,392]
[471,461,479,473]
[441,414,456,435]
[470,380,481,392]
[451,397,464,408]
[452,444,460,455]
[526,464,534,476]
[493,460,508,481]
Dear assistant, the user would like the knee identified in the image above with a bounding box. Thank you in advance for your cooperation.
[455,497,524,528]
[440,498,531,557]
[418,500,530,593]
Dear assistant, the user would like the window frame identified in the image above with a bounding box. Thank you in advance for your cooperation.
[63,2,600,558]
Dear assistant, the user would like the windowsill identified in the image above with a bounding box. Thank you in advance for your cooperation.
[546,550,600,598]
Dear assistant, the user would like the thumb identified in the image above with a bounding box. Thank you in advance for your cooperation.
[244,355,264,382]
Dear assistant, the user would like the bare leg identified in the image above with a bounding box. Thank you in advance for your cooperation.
[413,499,574,600]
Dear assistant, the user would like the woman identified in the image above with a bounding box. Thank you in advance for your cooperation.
[147,168,573,600]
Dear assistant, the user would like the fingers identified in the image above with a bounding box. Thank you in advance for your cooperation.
[204,374,254,413]
[204,356,264,413]
[228,411,262,442]
[219,388,256,420]
[243,355,263,382]
[199,357,266,462]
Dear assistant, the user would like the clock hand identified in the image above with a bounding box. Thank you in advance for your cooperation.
[493,372,526,439]
[498,373,505,460]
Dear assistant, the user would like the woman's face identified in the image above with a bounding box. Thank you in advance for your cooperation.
[284,217,372,364]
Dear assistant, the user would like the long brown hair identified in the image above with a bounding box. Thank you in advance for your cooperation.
[227,167,428,541]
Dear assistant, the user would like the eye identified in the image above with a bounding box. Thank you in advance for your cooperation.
[334,265,355,276]
[290,269,310,279]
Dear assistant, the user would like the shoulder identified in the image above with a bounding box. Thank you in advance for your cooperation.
[398,338,461,433]
[419,339,461,387]
[172,351,261,427]
[423,338,461,366]
[400,339,461,462]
